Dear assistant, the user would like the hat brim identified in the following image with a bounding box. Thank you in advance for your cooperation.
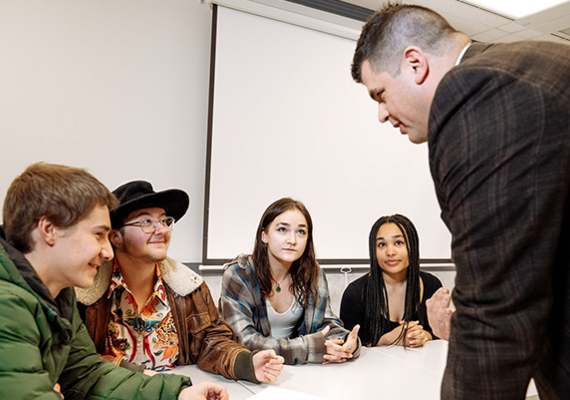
[111,189,190,228]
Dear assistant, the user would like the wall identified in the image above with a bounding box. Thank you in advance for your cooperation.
[0,0,455,302]
[0,0,212,262]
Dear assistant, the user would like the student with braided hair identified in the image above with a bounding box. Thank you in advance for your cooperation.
[340,214,442,347]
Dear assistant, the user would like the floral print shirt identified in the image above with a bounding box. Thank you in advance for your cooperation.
[105,260,179,371]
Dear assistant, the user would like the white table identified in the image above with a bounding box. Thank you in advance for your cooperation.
[242,341,539,400]
[163,365,255,400]
[241,346,444,400]
[370,341,538,399]
[166,342,539,399]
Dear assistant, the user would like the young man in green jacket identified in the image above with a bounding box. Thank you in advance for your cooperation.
[0,162,227,400]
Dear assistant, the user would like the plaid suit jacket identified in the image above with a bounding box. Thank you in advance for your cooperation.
[429,41,570,399]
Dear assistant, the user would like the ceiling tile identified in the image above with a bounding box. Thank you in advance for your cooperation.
[471,28,510,41]
[497,22,527,33]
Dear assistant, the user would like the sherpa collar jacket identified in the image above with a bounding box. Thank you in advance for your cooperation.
[76,257,258,383]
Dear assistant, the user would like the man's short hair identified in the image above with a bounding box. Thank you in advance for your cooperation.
[352,3,458,82]
[3,162,119,253]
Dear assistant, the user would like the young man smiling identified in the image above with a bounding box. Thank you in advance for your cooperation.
[76,180,283,383]
[0,163,227,400]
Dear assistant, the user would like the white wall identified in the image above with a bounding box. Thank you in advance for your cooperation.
[0,1,456,307]
[0,0,212,262]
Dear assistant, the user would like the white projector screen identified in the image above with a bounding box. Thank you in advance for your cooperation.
[204,5,452,264]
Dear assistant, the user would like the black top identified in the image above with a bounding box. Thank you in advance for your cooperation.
[340,271,443,346]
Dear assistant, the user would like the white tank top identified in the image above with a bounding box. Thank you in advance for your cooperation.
[266,299,304,339]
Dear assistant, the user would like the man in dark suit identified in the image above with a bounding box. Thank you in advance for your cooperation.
[351,4,570,400]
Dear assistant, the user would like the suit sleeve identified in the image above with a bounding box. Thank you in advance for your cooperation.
[429,61,570,399]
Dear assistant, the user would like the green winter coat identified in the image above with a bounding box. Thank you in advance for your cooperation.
[0,237,192,400]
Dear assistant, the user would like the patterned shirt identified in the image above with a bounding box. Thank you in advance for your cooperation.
[105,260,179,371]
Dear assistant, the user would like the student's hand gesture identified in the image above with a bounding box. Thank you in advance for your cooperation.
[426,287,454,341]
[403,321,431,348]
[178,381,229,400]
[253,349,285,382]
[377,321,428,347]
[322,325,360,364]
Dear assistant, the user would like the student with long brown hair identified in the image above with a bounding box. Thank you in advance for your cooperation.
[220,197,360,365]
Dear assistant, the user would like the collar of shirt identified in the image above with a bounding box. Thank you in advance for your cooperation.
[455,44,471,66]
[107,259,168,309]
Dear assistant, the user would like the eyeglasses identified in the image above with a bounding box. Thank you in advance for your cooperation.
[122,216,176,234]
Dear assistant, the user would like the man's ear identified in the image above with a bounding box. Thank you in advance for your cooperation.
[402,46,429,85]
[109,229,123,249]
[36,216,58,246]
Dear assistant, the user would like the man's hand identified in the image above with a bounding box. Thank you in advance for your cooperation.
[178,381,229,400]
[253,349,285,382]
[426,287,454,341]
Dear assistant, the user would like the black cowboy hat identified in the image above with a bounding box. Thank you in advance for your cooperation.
[110,180,189,228]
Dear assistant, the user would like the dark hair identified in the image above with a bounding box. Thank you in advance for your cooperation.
[352,3,458,81]
[3,162,118,253]
[252,197,319,307]
[362,214,421,346]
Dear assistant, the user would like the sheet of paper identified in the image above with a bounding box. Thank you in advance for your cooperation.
[248,386,330,400]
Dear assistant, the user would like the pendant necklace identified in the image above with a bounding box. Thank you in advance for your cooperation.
[275,273,289,293]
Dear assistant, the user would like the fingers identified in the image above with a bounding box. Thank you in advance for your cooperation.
[348,324,360,339]
[261,359,284,382]
[426,288,454,341]
[263,349,277,358]
[181,381,229,400]
[254,351,285,383]
[408,331,428,348]
[257,349,278,361]
[54,383,64,399]
[324,340,353,363]
[406,322,423,333]
[343,325,359,353]
[428,287,451,308]
[320,325,331,337]
[322,355,347,364]
[271,355,285,364]
[263,370,280,382]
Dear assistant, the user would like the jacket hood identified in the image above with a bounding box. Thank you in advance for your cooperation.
[75,256,204,306]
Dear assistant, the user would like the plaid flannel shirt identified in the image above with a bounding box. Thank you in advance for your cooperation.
[220,254,360,365]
